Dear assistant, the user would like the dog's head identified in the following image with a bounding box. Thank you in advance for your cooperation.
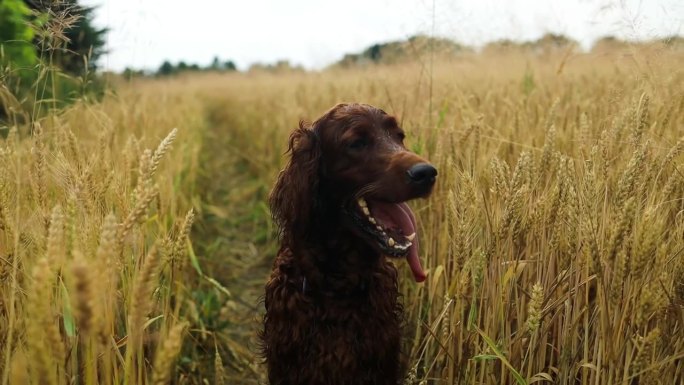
[270,103,437,281]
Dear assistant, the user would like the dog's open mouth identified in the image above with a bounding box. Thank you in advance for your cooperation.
[349,197,426,282]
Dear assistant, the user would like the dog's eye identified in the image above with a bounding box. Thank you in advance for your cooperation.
[348,138,368,150]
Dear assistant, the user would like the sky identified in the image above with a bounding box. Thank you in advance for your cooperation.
[80,0,683,72]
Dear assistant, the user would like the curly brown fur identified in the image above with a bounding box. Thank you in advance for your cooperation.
[261,103,436,385]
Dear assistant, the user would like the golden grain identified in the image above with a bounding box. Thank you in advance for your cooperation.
[25,258,61,385]
[214,347,226,385]
[526,283,544,334]
[150,322,187,385]
[2,42,683,385]
[30,124,48,223]
[70,251,100,336]
[118,183,159,248]
[1,58,199,385]
[46,205,65,264]
[128,246,161,346]
[616,144,647,207]
[631,94,649,148]
[631,212,658,280]
[662,136,684,168]
[510,151,532,193]
[606,197,636,263]
[489,157,509,199]
[171,208,195,263]
[632,327,661,378]
[150,128,178,179]
[97,213,120,280]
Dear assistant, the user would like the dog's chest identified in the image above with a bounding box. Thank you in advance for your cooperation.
[299,294,402,383]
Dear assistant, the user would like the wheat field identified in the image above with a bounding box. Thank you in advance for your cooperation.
[1,44,683,384]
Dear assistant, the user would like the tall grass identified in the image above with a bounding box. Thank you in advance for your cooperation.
[195,46,684,384]
[1,39,682,384]
[0,81,205,384]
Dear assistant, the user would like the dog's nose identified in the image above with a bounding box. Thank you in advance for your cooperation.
[407,163,437,186]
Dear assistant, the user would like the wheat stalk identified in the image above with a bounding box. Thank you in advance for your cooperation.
[615,144,647,207]
[150,128,178,178]
[70,251,101,337]
[151,322,188,385]
[118,184,159,249]
[526,283,544,334]
[25,258,62,385]
[214,346,226,385]
[127,246,161,346]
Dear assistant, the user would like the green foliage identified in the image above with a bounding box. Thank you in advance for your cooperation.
[1,0,108,123]
[0,0,38,73]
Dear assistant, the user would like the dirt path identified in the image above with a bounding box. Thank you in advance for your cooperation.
[193,105,276,384]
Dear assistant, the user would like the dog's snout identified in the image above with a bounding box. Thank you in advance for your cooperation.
[407,163,437,186]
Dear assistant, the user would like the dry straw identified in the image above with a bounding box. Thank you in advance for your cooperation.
[151,322,188,385]
[128,246,162,347]
[2,35,682,385]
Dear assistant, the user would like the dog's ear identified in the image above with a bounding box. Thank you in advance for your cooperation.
[269,121,320,245]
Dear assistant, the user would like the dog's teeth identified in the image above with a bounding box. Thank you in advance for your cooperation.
[406,232,416,241]
[358,198,367,207]
[376,226,382,231]
[388,238,395,246]
[362,207,370,216]
[369,217,376,224]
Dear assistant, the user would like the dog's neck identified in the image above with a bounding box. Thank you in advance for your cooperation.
[279,176,393,297]
[287,203,384,298]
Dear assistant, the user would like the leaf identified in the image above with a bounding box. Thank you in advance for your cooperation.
[474,326,527,385]
[187,238,203,275]
[429,264,444,301]
[472,354,498,361]
[578,363,599,372]
[60,280,76,337]
[502,264,517,288]
[528,372,554,383]
[203,276,232,298]
[143,314,164,330]
[467,300,478,330]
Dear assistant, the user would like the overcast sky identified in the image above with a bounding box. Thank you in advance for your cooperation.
[81,0,683,72]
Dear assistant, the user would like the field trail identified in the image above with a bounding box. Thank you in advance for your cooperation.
[193,104,276,382]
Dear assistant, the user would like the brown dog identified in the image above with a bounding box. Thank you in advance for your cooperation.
[261,103,437,385]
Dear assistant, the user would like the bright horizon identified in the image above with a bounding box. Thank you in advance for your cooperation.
[81,0,683,72]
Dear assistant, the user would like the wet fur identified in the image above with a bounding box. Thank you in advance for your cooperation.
[261,104,430,385]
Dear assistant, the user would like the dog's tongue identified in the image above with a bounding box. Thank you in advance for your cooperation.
[369,201,427,282]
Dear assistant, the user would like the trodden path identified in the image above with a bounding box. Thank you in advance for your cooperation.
[191,104,277,384]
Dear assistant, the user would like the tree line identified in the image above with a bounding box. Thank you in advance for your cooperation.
[124,56,237,79]
[127,58,306,78]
